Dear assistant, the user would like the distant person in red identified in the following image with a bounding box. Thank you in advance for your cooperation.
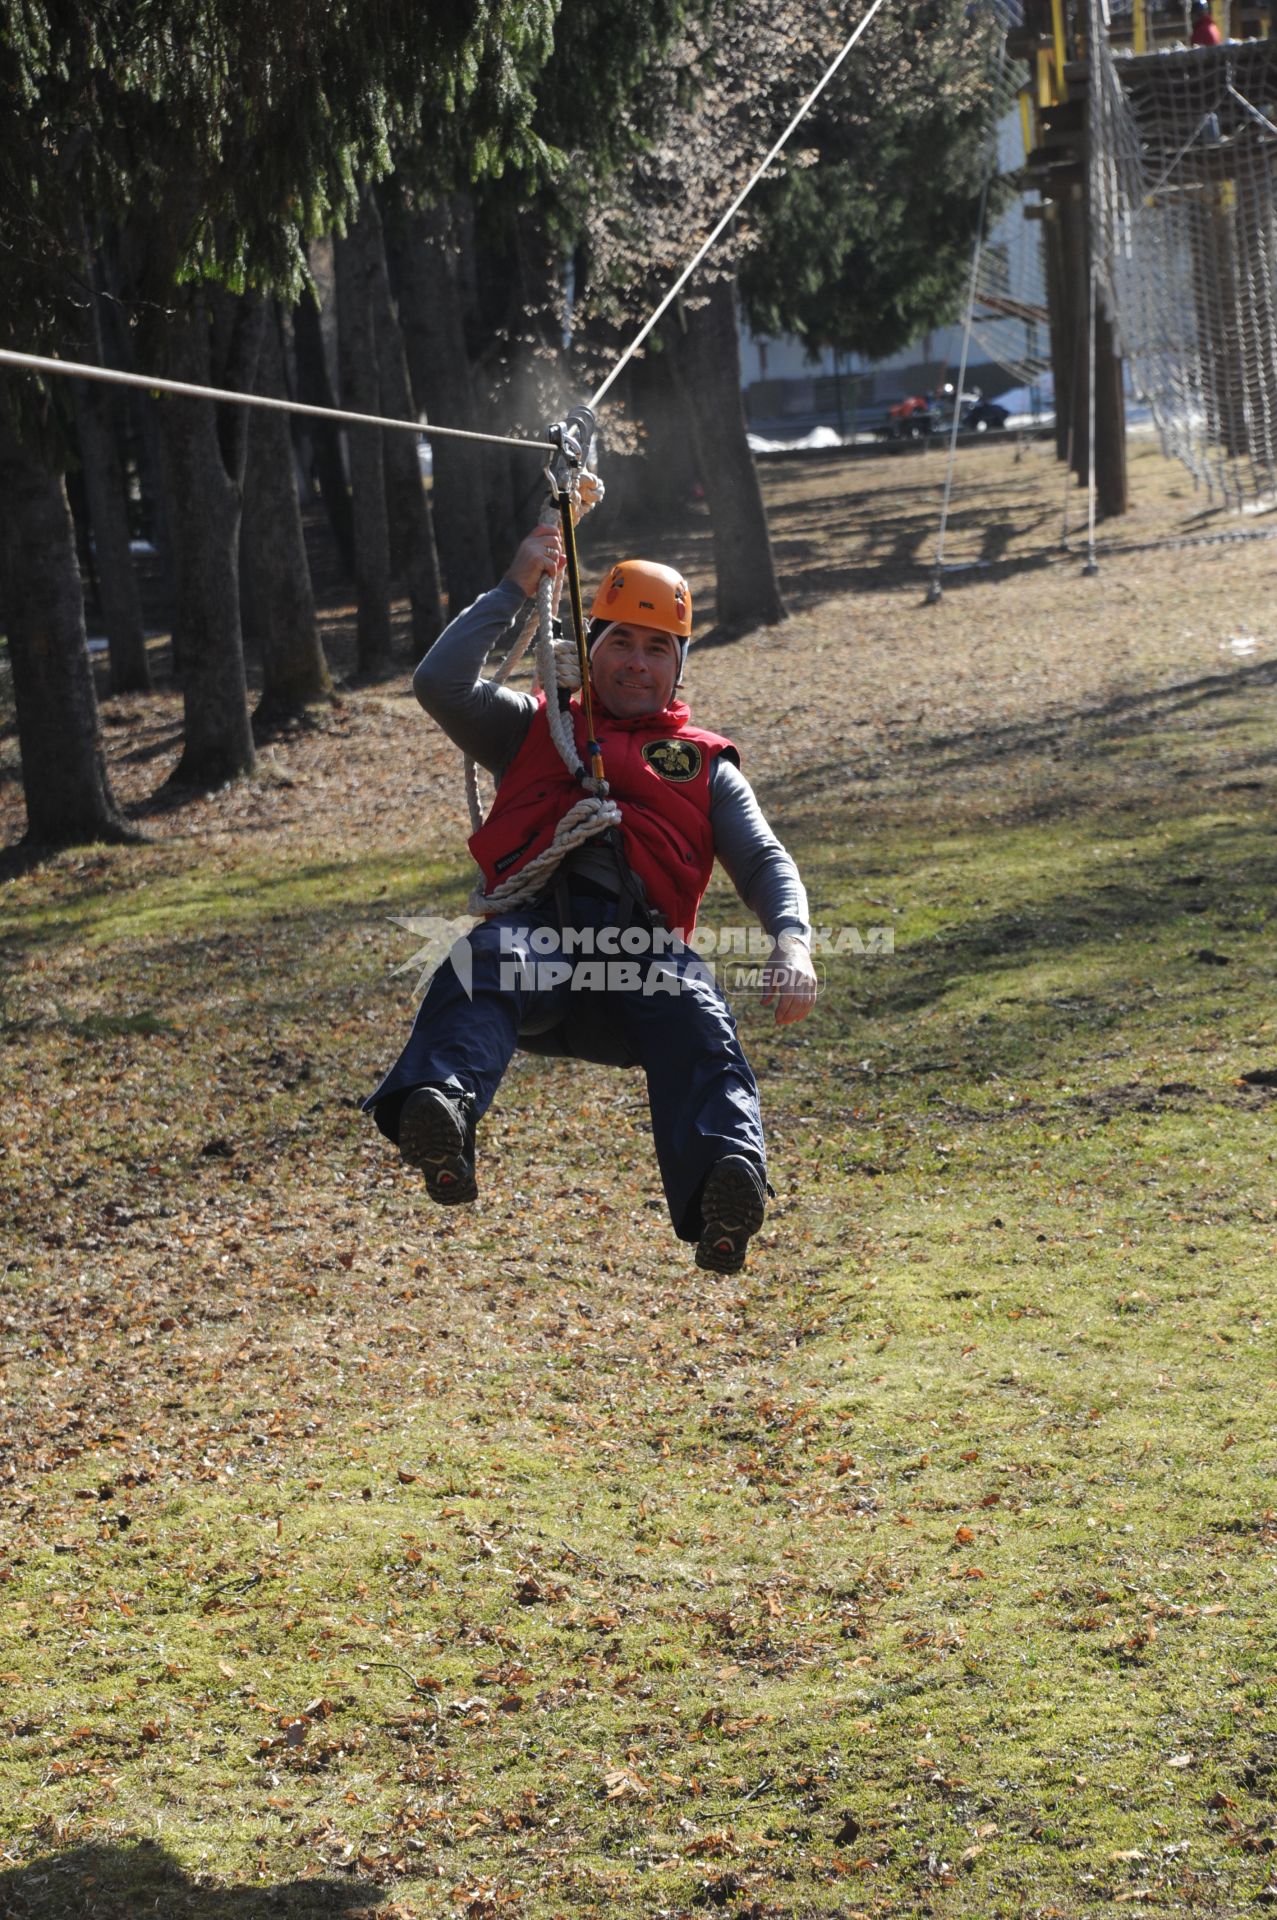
[1191,1,1222,46]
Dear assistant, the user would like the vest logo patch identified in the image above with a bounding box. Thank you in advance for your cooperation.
[494,834,537,874]
[642,738,702,783]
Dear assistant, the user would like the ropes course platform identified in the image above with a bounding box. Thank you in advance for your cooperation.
[1094,33,1277,507]
[1019,4,1277,516]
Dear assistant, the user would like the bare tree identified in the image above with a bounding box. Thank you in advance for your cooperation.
[0,379,136,846]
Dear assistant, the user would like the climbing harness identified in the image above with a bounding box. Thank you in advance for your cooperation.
[464,403,626,918]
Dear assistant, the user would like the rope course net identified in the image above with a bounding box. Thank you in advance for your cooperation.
[970,197,1053,392]
[970,24,1051,399]
[1090,34,1277,507]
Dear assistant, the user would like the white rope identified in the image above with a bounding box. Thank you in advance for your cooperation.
[463,605,540,834]
[466,793,622,916]
[1084,241,1100,575]
[0,346,554,455]
[463,753,486,838]
[535,575,585,778]
[926,157,995,604]
[464,479,620,916]
[588,0,893,410]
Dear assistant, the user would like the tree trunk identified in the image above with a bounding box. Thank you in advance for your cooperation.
[1067,186,1127,518]
[72,259,149,693]
[95,242,178,640]
[1235,169,1277,494]
[623,343,702,528]
[454,198,524,567]
[1094,298,1128,519]
[505,201,570,429]
[293,285,356,577]
[383,194,496,612]
[154,290,260,786]
[1064,187,1090,489]
[72,377,149,692]
[1195,188,1249,470]
[663,277,786,633]
[241,301,332,728]
[369,203,444,653]
[335,199,394,678]
[129,387,179,649]
[582,340,698,546]
[0,378,136,847]
[1042,204,1073,466]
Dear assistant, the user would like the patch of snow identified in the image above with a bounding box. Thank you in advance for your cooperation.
[747,425,853,454]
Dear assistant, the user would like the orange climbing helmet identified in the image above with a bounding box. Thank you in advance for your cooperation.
[589,560,693,640]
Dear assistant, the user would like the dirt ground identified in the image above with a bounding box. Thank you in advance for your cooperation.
[2,437,1277,1919]
[4,432,1273,864]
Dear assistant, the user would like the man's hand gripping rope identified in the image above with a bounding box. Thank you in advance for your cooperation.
[465,414,617,918]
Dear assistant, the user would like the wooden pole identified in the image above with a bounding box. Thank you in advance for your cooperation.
[1042,204,1074,463]
[1094,298,1129,516]
[1062,185,1090,485]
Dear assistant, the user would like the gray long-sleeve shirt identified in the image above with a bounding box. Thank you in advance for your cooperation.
[414,582,810,940]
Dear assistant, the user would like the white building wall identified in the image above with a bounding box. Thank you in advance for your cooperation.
[740,107,1036,395]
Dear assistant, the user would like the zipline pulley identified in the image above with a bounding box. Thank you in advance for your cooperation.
[543,403,604,787]
[461,400,619,917]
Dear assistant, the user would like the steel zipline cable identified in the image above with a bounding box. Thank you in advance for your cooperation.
[0,345,556,454]
[588,0,892,410]
[0,0,891,449]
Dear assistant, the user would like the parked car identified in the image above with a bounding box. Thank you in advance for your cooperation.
[874,386,1010,442]
[960,397,1009,432]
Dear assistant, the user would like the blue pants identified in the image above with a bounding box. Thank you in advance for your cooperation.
[363,890,765,1242]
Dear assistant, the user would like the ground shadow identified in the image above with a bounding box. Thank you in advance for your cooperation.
[112,726,185,770]
[687,477,1066,636]
[0,841,59,886]
[0,1839,384,1919]
[897,653,1277,781]
[793,653,1277,803]
[845,817,1277,1025]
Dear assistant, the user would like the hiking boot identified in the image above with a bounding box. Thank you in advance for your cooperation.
[398,1085,477,1205]
[695,1155,767,1275]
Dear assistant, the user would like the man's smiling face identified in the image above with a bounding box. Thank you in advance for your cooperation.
[589,623,681,718]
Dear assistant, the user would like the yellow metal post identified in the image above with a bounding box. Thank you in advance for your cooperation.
[1051,0,1069,100]
[1019,86,1035,160]
[1133,0,1148,51]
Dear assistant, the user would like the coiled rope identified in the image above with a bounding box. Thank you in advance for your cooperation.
[464,466,621,917]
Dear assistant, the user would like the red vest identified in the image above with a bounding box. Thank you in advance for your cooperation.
[469,695,737,936]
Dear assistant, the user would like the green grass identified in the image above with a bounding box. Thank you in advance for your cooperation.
[0,846,459,952]
[3,652,1277,1917]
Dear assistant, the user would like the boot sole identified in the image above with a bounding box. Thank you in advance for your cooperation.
[695,1160,766,1275]
[399,1091,477,1206]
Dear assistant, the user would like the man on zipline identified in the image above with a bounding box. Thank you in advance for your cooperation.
[363,523,817,1274]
